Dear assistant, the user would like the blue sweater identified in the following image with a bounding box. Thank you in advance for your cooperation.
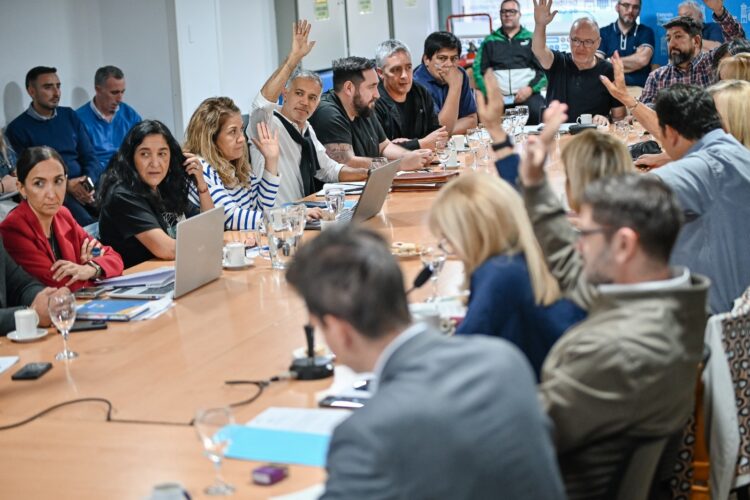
[5,106,101,183]
[456,253,586,379]
[77,101,141,170]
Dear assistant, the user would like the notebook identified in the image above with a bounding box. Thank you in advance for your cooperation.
[77,299,151,321]
[108,206,224,300]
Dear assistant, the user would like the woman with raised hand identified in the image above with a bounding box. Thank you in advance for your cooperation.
[0,146,123,290]
[98,120,214,268]
[184,97,280,230]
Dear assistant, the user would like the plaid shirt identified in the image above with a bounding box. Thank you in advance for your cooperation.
[639,8,745,105]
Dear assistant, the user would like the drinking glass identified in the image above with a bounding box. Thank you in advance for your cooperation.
[194,407,235,496]
[324,187,345,217]
[466,128,482,171]
[435,140,450,166]
[265,206,303,270]
[614,120,630,142]
[49,291,78,360]
[420,246,447,302]
[503,109,518,135]
[370,157,389,171]
[515,105,530,141]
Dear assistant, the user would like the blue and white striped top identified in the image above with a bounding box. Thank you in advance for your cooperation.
[188,159,280,230]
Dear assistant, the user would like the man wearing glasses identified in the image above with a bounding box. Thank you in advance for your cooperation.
[531,0,626,125]
[473,0,548,124]
[596,0,655,87]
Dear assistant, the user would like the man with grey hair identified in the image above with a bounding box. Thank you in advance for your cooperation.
[374,39,447,150]
[532,0,626,124]
[76,65,142,170]
[249,20,369,205]
[679,0,724,50]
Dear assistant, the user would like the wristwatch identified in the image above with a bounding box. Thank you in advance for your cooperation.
[86,261,103,279]
[492,136,514,151]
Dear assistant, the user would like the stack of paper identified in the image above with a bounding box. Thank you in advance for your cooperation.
[97,266,175,287]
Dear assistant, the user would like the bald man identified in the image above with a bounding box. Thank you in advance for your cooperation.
[532,0,626,125]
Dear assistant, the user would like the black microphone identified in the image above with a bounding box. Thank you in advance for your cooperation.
[289,323,334,380]
[406,265,433,295]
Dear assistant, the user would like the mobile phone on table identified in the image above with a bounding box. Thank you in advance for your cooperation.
[11,362,53,380]
[318,395,368,409]
[74,286,109,299]
[69,320,108,333]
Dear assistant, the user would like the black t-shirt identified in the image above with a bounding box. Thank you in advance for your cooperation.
[374,81,442,150]
[545,51,623,121]
[99,184,199,268]
[309,90,387,158]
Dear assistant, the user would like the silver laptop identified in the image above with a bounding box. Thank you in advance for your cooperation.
[108,206,224,300]
[307,159,401,230]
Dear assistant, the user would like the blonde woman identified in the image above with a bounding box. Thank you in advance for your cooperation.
[708,79,750,148]
[184,97,280,230]
[718,53,750,81]
[429,173,585,378]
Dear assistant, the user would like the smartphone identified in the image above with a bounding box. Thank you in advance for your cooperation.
[74,286,109,299]
[318,395,368,410]
[82,176,95,192]
[69,320,108,333]
[11,362,53,380]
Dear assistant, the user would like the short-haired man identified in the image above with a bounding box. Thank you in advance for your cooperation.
[373,40,448,151]
[309,57,431,171]
[286,225,566,500]
[596,0,655,87]
[249,21,371,206]
[680,0,725,50]
[76,65,142,171]
[413,31,478,134]
[532,1,626,125]
[473,0,548,124]
[5,67,100,226]
[637,0,744,106]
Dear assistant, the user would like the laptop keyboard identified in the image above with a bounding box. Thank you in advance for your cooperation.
[337,210,354,222]
[142,284,175,295]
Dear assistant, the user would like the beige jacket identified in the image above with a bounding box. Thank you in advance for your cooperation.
[524,180,710,499]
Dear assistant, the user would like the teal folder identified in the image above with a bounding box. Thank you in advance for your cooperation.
[222,424,330,467]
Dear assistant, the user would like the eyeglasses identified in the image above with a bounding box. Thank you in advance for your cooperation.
[500,9,519,15]
[575,227,610,239]
[570,37,599,48]
[617,1,640,11]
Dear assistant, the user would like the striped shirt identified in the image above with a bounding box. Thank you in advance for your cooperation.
[188,159,280,230]
[639,8,744,105]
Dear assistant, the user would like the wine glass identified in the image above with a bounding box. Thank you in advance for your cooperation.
[195,407,235,496]
[420,246,447,302]
[49,291,78,360]
[435,140,450,168]
[516,105,530,142]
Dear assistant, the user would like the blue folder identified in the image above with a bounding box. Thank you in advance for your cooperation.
[222,424,331,467]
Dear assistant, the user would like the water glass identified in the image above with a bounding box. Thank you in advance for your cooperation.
[435,140,450,167]
[614,120,630,142]
[49,291,78,361]
[194,407,235,496]
[324,187,345,217]
[420,246,447,302]
[265,205,305,270]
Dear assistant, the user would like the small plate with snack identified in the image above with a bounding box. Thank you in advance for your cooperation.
[391,241,424,259]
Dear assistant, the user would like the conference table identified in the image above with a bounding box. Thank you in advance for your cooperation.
[0,128,634,499]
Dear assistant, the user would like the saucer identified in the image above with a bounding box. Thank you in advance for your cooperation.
[444,162,461,169]
[7,329,48,342]
[223,256,254,270]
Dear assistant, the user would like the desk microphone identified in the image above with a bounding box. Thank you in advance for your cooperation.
[406,265,433,295]
[289,324,334,380]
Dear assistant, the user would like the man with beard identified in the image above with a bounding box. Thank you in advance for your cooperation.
[473,0,548,124]
[637,0,744,106]
[249,20,373,205]
[596,0,655,87]
[309,56,432,170]
[373,39,448,151]
[505,103,709,498]
[5,66,100,226]
[531,1,626,125]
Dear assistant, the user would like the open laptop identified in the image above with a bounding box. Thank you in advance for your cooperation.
[108,206,224,300]
[306,159,401,230]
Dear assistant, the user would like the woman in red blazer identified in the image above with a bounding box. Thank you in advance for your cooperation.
[0,146,123,292]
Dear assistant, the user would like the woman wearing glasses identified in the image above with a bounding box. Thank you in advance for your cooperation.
[428,173,585,379]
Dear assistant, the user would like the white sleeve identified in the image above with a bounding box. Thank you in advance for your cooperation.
[310,125,344,183]
[248,92,279,140]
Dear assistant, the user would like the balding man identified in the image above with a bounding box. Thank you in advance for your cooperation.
[531,0,626,125]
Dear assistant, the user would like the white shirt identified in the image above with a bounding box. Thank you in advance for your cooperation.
[248,92,342,206]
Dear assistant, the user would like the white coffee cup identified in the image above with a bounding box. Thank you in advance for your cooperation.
[224,242,246,266]
[576,114,593,125]
[14,309,39,338]
[451,135,466,150]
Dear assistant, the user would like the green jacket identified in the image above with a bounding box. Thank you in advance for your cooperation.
[473,26,547,96]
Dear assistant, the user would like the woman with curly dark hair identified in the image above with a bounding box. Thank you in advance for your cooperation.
[98,120,214,268]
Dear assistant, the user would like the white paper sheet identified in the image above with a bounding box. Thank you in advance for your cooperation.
[270,484,325,500]
[246,407,351,436]
[0,356,20,375]
[97,266,175,287]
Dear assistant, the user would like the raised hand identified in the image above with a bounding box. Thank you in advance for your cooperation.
[599,51,632,106]
[291,20,316,60]
[539,100,568,147]
[251,122,280,163]
[533,0,558,27]
[703,0,724,14]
